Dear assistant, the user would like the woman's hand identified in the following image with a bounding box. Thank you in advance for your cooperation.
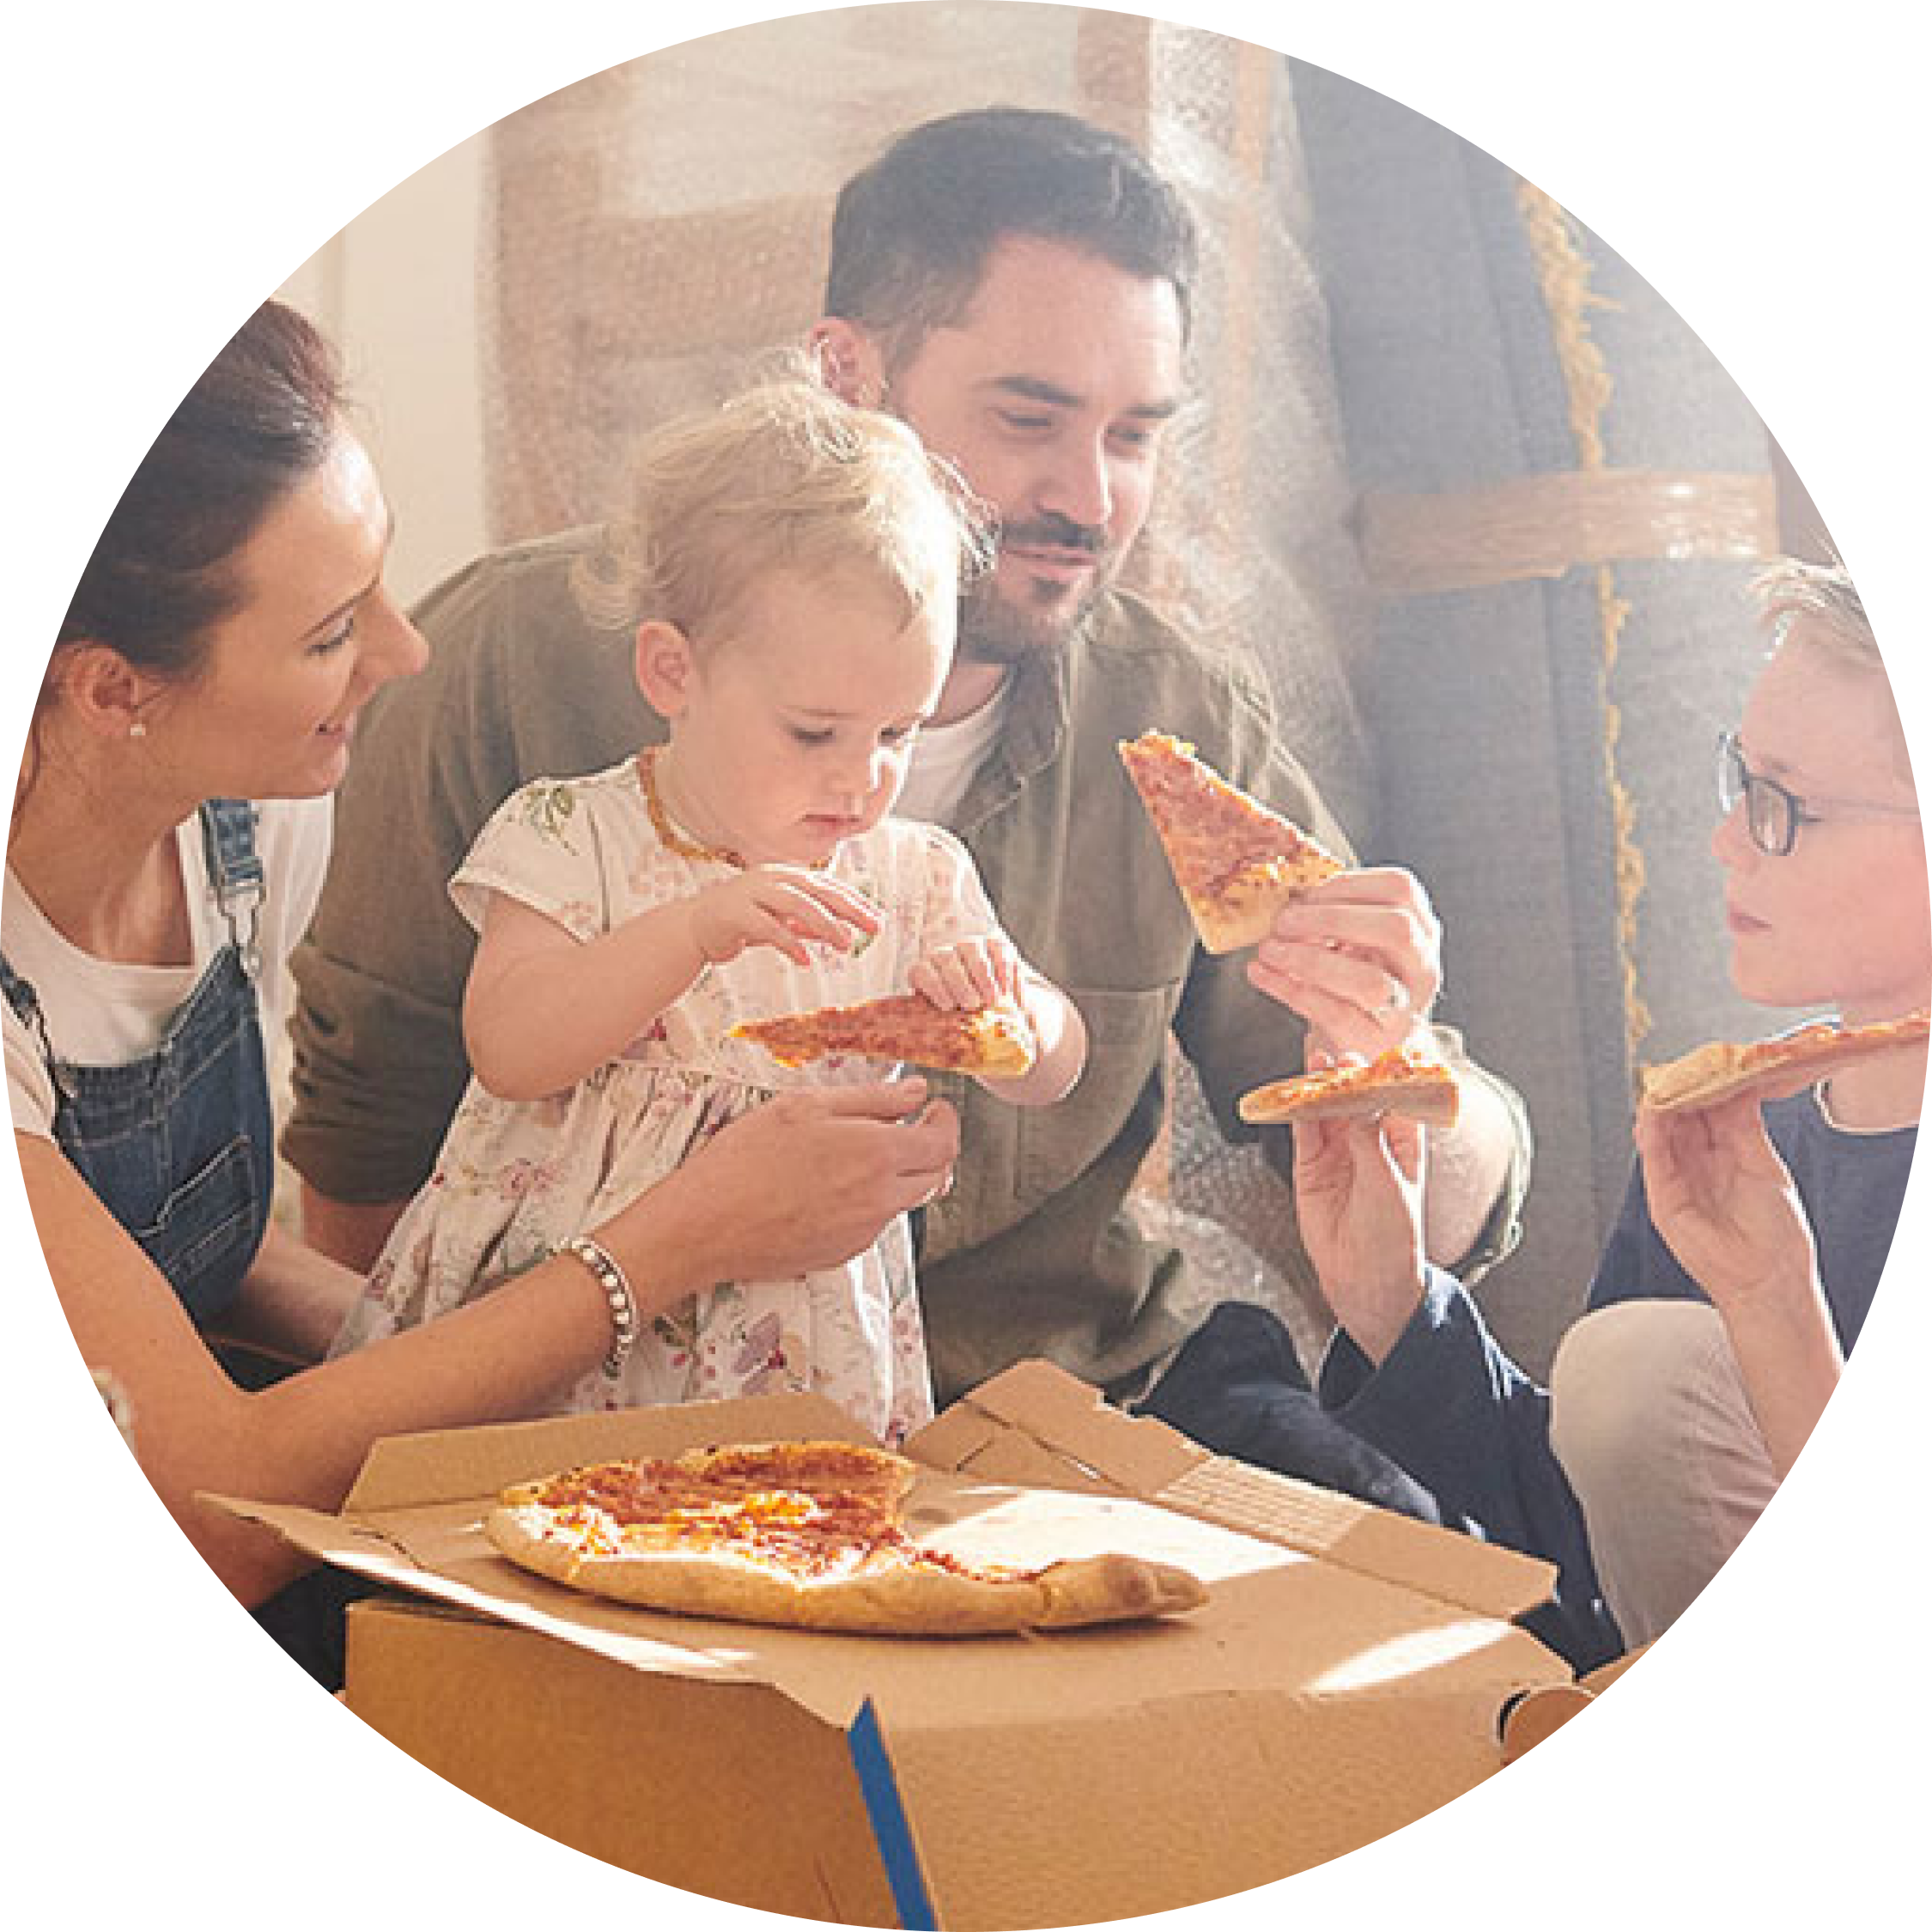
[1291,1099,1430,1365]
[625,1077,959,1285]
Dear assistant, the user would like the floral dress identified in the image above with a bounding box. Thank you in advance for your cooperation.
[329,756,1006,1439]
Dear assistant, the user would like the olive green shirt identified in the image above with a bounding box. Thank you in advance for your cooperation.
[287,527,1528,1406]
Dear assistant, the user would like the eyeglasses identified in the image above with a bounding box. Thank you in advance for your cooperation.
[1716,732,1920,858]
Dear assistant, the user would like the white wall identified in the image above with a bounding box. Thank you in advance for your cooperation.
[279,131,489,606]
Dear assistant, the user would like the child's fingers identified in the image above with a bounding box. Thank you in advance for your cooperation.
[765,868,882,935]
[806,876,884,934]
[907,958,944,1005]
[914,939,1026,1012]
[913,949,984,1011]
[754,882,868,954]
[985,939,1020,999]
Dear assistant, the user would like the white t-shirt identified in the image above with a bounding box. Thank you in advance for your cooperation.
[3,797,332,1138]
[897,685,1008,827]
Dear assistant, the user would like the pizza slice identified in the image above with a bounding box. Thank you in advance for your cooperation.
[1639,1011,1930,1114]
[731,989,1036,1078]
[1119,731,1345,953]
[484,1439,1209,1636]
[1237,1045,1461,1127]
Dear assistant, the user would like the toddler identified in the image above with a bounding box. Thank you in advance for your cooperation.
[331,380,1085,1435]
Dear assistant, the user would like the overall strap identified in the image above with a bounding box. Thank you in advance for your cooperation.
[0,935,59,1090]
[0,947,40,1023]
[199,799,264,976]
[0,945,72,1099]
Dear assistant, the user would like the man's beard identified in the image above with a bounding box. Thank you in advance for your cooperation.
[957,514,1115,666]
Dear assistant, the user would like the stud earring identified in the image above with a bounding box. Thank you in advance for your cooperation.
[128,720,147,740]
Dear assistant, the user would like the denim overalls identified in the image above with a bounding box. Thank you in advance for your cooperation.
[7,800,373,1683]
[3,799,273,1328]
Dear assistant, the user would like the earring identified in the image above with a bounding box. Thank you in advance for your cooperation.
[128,720,147,741]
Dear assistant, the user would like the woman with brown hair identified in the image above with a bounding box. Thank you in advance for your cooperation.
[7,301,958,1680]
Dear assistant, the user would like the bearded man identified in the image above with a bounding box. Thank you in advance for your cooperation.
[287,110,1527,1477]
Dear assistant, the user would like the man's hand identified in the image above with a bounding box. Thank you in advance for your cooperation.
[1247,866,1443,1060]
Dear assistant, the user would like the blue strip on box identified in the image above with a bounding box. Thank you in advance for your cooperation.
[847,1698,934,1929]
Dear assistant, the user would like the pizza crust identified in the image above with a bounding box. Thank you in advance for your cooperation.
[1640,1012,1929,1114]
[485,1504,1206,1636]
[1238,1049,1461,1127]
[1033,1554,1211,1628]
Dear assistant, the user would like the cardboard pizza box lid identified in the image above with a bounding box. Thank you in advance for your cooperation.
[908,1358,1557,1623]
[210,1363,1563,1736]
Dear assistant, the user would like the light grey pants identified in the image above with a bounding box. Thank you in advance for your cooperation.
[1549,1300,1778,1648]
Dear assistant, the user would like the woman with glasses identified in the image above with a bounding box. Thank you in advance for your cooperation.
[1287,558,1925,1668]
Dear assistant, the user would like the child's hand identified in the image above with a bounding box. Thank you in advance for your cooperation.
[1634,1094,1820,1315]
[908,935,1021,1012]
[687,866,881,968]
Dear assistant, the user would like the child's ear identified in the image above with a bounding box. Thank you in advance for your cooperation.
[634,620,697,719]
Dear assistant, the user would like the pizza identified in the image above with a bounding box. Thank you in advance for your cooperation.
[1639,1011,1930,1114]
[484,1438,1209,1636]
[731,989,1036,1078]
[1119,730,1345,952]
[1237,1046,1461,1127]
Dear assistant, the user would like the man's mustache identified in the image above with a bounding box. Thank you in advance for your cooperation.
[996,513,1109,556]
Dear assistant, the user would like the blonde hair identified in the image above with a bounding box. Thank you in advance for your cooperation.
[1755,556,1912,782]
[574,372,990,644]
[1753,556,1880,672]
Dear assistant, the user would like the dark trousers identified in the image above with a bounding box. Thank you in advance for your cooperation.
[1140,1301,1442,1523]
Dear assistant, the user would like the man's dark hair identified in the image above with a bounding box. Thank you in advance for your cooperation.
[825,106,1198,369]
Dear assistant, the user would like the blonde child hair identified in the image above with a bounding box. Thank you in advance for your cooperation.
[1753,556,1911,783]
[1755,556,1875,669]
[575,372,992,642]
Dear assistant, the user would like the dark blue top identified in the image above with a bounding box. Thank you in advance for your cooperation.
[1316,1091,1917,1668]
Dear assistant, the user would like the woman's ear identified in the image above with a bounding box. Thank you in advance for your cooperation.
[47,641,158,743]
[634,619,698,720]
[809,318,890,410]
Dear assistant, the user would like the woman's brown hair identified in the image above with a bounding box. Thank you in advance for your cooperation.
[15,301,343,822]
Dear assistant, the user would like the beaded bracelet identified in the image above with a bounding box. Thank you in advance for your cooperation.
[560,1235,640,1378]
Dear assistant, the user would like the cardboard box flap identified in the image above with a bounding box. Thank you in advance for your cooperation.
[909,1359,1556,1624]
[1153,1459,1554,1623]
[914,1357,1200,1492]
[1500,1634,1651,1758]
[343,1388,872,1512]
[213,1492,765,1689]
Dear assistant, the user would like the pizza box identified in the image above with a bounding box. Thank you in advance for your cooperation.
[212,1359,1574,1928]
